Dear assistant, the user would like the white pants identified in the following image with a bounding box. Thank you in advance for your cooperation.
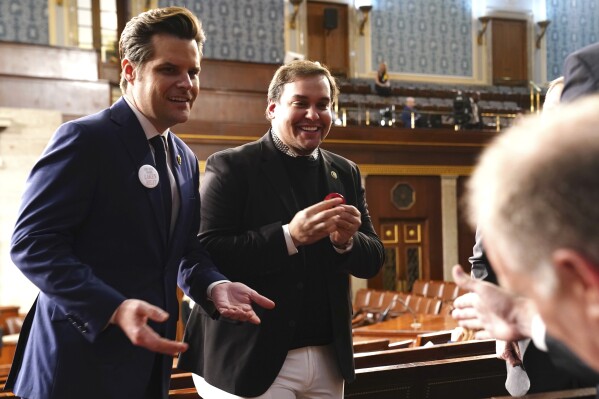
[193,345,344,399]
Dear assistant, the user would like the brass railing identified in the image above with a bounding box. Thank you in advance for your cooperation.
[529,80,542,114]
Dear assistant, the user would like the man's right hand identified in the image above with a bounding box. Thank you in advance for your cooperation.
[288,197,345,247]
[451,265,537,341]
[111,299,188,356]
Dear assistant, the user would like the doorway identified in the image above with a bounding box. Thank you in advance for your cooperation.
[306,1,350,77]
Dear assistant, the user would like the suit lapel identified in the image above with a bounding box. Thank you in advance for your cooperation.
[321,150,346,198]
[168,135,190,241]
[110,98,168,247]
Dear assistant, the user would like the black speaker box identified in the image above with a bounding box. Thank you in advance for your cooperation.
[324,8,338,30]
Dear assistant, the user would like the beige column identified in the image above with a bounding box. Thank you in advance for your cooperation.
[0,108,60,312]
[441,175,459,281]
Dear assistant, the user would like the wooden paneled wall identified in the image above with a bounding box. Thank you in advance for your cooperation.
[0,42,111,116]
[366,175,443,289]
[0,41,489,285]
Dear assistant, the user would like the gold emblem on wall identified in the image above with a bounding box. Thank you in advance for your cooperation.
[381,223,398,244]
[404,223,421,243]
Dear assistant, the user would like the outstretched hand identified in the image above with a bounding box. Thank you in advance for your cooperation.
[212,282,275,325]
[451,265,536,341]
[112,298,188,356]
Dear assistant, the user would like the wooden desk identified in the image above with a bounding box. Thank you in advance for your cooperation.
[0,335,17,366]
[352,313,458,341]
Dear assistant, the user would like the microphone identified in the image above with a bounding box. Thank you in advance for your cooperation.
[377,297,397,322]
[394,296,422,329]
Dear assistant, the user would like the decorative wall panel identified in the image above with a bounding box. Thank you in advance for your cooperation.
[371,0,473,77]
[546,0,599,80]
[159,0,285,64]
[0,0,49,44]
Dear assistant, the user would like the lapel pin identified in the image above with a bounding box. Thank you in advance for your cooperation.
[330,170,338,179]
[138,165,159,188]
[176,154,182,165]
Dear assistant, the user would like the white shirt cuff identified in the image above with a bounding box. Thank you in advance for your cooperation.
[331,236,354,254]
[282,224,299,255]
[530,313,548,352]
[207,280,230,299]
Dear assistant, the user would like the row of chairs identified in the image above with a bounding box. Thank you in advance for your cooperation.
[352,281,467,327]
[410,279,465,300]
[337,93,521,114]
[337,78,532,106]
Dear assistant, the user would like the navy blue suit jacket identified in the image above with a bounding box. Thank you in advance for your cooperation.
[8,98,226,399]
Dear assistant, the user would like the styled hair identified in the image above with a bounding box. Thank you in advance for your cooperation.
[266,60,339,118]
[466,95,599,294]
[119,7,205,93]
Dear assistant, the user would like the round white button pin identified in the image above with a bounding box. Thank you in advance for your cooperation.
[138,165,159,188]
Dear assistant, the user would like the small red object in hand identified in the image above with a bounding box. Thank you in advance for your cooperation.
[324,192,346,204]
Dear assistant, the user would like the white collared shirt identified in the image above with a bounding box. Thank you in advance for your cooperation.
[123,96,180,237]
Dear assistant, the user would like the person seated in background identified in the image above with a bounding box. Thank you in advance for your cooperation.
[467,91,483,130]
[453,90,472,129]
[401,97,420,128]
[374,61,392,96]
[458,95,599,377]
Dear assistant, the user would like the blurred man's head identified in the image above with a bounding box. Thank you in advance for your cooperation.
[466,95,599,371]
[406,97,416,108]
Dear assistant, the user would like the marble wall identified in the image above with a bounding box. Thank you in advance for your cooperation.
[0,108,60,312]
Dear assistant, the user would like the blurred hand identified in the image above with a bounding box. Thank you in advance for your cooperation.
[451,265,536,341]
[289,197,345,246]
[212,282,275,325]
[112,299,188,356]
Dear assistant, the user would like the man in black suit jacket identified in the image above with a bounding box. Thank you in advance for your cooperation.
[178,60,385,398]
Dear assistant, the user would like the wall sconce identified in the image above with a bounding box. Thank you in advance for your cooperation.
[357,5,373,36]
[477,16,491,45]
[289,0,303,30]
[535,20,551,49]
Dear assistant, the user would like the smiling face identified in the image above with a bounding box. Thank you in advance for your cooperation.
[267,75,333,156]
[122,33,200,132]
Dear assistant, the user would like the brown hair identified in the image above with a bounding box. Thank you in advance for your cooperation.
[266,60,339,119]
[119,7,205,92]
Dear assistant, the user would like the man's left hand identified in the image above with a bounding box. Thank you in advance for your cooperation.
[330,204,361,246]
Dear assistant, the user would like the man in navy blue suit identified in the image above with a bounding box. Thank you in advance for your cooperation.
[6,7,273,399]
